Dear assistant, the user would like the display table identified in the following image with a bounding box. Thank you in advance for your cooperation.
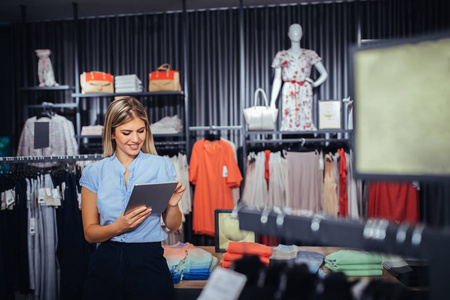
[174,245,398,290]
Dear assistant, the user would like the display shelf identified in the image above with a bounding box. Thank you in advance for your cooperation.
[27,103,78,109]
[153,133,185,138]
[75,133,185,139]
[20,85,72,91]
[72,91,184,98]
[75,135,102,139]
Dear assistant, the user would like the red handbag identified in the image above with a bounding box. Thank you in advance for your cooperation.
[148,63,181,92]
[80,71,114,94]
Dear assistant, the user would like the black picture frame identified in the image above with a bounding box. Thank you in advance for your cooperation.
[214,209,256,253]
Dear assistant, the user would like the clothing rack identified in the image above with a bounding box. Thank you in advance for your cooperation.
[26,102,78,109]
[246,129,353,135]
[246,137,350,145]
[0,154,103,164]
[25,102,78,119]
[237,205,450,300]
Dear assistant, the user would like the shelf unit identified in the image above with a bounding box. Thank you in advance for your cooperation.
[18,3,190,156]
[72,91,184,98]
[19,85,72,91]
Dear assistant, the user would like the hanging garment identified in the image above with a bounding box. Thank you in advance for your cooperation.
[55,173,93,300]
[323,153,339,216]
[420,182,450,228]
[0,179,20,300]
[39,174,60,300]
[337,148,348,217]
[221,138,240,206]
[347,151,363,219]
[167,153,192,221]
[189,139,242,236]
[242,151,269,207]
[272,49,322,131]
[368,181,419,224]
[268,151,287,208]
[16,179,30,293]
[285,151,321,212]
[17,114,78,167]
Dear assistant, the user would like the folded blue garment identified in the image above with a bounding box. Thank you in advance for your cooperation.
[185,268,210,274]
[183,274,210,280]
[295,251,324,274]
[172,274,181,284]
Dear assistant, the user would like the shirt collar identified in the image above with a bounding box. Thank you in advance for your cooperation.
[110,151,143,173]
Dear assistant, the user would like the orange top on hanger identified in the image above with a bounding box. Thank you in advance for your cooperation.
[189,139,242,236]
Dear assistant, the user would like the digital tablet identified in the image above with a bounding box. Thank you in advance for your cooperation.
[124,181,178,215]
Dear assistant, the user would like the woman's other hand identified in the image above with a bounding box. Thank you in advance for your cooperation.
[167,180,186,208]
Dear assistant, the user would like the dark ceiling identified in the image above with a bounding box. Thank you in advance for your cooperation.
[0,0,325,24]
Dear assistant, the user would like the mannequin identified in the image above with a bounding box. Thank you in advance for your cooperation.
[271,24,328,131]
[36,49,59,87]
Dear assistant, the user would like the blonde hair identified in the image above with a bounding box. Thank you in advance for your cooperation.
[103,96,157,157]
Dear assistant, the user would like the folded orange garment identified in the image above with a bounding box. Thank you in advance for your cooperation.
[223,252,271,263]
[226,242,273,257]
[221,256,270,268]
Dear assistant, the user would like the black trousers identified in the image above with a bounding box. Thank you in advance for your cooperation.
[83,240,174,300]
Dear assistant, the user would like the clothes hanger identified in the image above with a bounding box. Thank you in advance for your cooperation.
[38,102,55,119]
[205,129,220,141]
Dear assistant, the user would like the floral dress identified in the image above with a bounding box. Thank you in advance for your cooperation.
[272,49,321,131]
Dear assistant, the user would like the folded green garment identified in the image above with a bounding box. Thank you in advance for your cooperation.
[325,250,382,265]
[325,263,383,271]
[332,269,383,277]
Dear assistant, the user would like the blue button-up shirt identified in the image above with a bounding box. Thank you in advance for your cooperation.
[80,151,177,243]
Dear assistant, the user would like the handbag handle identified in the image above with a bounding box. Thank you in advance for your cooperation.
[156,63,171,77]
[254,88,269,108]
[90,71,106,79]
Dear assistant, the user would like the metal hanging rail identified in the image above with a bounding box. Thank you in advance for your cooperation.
[189,125,243,131]
[26,102,78,109]
[0,154,104,164]
[246,129,353,135]
[154,141,186,146]
[237,205,450,300]
[246,138,350,145]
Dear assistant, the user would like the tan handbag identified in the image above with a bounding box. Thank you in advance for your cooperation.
[80,71,114,94]
[148,64,181,92]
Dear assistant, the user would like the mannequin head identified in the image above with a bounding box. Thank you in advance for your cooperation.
[288,24,303,42]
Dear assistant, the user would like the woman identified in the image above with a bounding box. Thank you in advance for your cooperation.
[80,96,186,299]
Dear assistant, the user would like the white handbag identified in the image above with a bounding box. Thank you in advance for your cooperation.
[243,88,278,130]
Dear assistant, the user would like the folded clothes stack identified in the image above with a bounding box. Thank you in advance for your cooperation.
[80,125,104,136]
[163,242,217,283]
[325,250,383,276]
[183,248,217,280]
[222,241,273,269]
[150,115,183,134]
[115,74,143,93]
[163,242,194,283]
[270,244,298,262]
